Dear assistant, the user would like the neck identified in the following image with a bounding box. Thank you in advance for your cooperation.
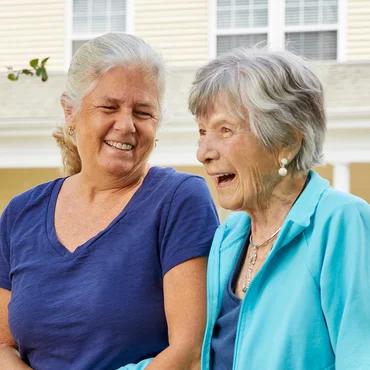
[247,172,308,244]
[70,165,150,203]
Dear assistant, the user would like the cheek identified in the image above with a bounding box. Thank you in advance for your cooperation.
[137,121,157,137]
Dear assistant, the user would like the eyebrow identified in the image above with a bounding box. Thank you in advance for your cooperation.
[210,117,236,127]
[99,96,157,109]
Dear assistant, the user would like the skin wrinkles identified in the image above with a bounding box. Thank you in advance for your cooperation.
[197,97,280,213]
[66,67,160,195]
[197,95,307,299]
[197,95,306,238]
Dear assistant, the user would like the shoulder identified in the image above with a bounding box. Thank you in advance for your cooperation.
[149,166,211,198]
[316,186,370,221]
[3,178,63,218]
[150,166,205,185]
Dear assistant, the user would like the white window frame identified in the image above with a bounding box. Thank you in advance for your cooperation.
[209,0,347,61]
[209,0,269,59]
[64,0,134,71]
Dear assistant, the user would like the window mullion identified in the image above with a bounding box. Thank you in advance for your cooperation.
[231,0,235,29]
[107,0,111,32]
[88,0,92,34]
[318,0,323,25]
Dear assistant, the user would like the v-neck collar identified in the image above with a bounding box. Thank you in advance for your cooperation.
[46,167,157,259]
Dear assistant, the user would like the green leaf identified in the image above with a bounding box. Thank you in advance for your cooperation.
[40,68,48,82]
[30,59,39,68]
[36,68,42,76]
[41,57,49,67]
[8,73,18,81]
[22,69,34,76]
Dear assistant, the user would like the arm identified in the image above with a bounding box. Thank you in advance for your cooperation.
[147,256,207,370]
[0,205,32,369]
[319,200,370,369]
[119,257,207,370]
[118,176,218,369]
[0,288,32,370]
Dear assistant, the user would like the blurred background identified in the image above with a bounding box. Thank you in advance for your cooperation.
[0,0,369,220]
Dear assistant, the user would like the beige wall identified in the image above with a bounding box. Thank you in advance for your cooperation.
[0,164,369,216]
[351,163,370,202]
[0,0,65,72]
[135,0,209,67]
[0,168,60,211]
[347,0,370,61]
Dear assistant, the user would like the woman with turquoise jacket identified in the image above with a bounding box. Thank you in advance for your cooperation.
[189,48,370,370]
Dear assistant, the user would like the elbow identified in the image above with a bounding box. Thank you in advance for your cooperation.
[176,343,202,370]
[188,354,201,370]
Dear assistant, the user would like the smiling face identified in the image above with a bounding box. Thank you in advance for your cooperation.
[69,67,159,182]
[196,98,279,212]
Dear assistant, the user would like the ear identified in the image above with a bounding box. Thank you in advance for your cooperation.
[278,131,303,164]
[60,92,75,127]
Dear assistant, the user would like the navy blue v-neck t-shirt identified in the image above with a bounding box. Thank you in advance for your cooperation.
[0,166,219,370]
[210,233,250,369]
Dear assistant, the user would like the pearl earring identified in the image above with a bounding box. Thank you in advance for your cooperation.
[67,126,74,136]
[278,158,288,177]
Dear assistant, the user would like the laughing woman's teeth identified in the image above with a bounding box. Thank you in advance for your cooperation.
[105,140,133,151]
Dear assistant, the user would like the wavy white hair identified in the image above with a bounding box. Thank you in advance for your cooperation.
[189,47,326,174]
[54,33,166,175]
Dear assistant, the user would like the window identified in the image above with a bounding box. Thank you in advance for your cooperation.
[72,0,128,55]
[213,0,340,61]
[216,0,268,56]
[285,0,338,60]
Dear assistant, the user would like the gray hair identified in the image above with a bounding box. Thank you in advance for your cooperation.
[189,48,326,174]
[54,33,166,175]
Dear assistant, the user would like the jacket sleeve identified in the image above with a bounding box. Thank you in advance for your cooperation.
[116,358,153,369]
[319,199,370,369]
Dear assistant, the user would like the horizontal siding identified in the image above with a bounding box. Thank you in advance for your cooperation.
[0,0,64,72]
[135,0,209,67]
[347,0,370,61]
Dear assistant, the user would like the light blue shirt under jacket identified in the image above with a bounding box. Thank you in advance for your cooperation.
[202,170,370,370]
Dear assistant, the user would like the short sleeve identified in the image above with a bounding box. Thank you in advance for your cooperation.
[160,176,219,276]
[0,206,12,291]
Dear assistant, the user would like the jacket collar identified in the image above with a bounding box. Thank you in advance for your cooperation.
[286,170,329,226]
[273,170,330,250]
[220,170,330,251]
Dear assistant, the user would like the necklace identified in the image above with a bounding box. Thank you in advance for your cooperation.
[241,227,282,293]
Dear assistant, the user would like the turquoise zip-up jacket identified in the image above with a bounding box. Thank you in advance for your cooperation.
[202,171,370,370]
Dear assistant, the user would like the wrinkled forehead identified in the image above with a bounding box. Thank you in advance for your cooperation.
[196,91,248,123]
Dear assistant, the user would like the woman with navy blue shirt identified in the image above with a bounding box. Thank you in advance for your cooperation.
[0,33,219,370]
[189,48,370,369]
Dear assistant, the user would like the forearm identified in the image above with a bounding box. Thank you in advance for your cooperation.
[145,344,201,370]
[0,344,32,370]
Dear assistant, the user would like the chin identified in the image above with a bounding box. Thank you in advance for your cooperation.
[218,199,242,212]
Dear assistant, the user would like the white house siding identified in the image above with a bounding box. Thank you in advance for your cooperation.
[0,0,65,72]
[134,0,209,67]
[347,0,370,61]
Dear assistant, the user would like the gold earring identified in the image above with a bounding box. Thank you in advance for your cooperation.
[67,126,74,136]
[155,139,159,148]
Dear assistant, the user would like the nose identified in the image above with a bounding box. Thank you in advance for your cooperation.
[196,135,219,164]
[114,111,136,134]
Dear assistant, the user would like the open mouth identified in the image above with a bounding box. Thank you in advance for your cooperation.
[104,140,134,151]
[215,173,236,186]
